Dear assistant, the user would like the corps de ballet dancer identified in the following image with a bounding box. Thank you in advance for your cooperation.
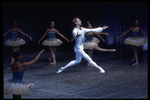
[116,20,148,65]
[3,21,32,52]
[4,49,45,99]
[84,21,116,67]
[37,21,70,65]
[56,17,108,74]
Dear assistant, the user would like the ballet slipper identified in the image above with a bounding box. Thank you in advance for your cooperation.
[50,62,56,65]
[99,67,105,73]
[133,62,139,66]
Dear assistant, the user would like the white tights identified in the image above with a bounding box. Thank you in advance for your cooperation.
[62,48,103,71]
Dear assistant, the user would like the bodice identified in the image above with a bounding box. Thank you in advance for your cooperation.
[48,32,56,40]
[85,34,93,42]
[11,31,18,40]
[131,30,140,38]
[12,71,24,83]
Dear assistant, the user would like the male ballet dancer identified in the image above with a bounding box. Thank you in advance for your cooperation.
[57,17,108,74]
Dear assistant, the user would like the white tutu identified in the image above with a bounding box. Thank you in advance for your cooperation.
[4,38,26,46]
[42,38,63,46]
[84,42,98,50]
[84,37,100,50]
[92,37,100,43]
[123,37,147,46]
[4,81,31,95]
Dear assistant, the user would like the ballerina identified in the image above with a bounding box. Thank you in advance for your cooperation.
[84,21,116,67]
[3,21,32,52]
[37,21,70,65]
[116,20,148,65]
[4,49,45,99]
[57,17,108,74]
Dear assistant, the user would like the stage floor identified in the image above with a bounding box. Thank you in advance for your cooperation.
[3,49,148,99]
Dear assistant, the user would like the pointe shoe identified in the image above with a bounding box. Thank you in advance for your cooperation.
[50,62,56,65]
[133,62,139,66]
[56,67,65,74]
[99,68,105,73]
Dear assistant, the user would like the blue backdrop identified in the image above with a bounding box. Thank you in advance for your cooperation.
[3,1,148,56]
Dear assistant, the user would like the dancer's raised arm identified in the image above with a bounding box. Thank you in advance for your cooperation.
[18,29,32,41]
[21,49,45,67]
[81,25,108,33]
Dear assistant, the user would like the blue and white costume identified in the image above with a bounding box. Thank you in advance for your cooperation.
[42,32,63,46]
[4,70,31,95]
[123,29,147,46]
[4,31,26,46]
[83,33,100,49]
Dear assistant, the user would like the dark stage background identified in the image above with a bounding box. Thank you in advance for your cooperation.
[3,1,148,57]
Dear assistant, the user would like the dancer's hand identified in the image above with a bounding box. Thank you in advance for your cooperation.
[66,39,70,43]
[102,25,109,30]
[102,39,106,43]
[37,41,40,45]
[10,57,15,66]
[104,33,109,36]
[70,38,74,42]
[76,31,81,37]
[116,37,119,41]
[11,57,15,62]
[29,36,32,41]
[39,49,45,54]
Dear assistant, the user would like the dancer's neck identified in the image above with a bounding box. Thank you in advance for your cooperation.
[76,25,81,30]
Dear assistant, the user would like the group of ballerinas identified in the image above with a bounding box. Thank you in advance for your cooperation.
[3,18,148,99]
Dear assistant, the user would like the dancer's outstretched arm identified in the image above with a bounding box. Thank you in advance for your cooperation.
[18,29,32,41]
[55,29,70,42]
[116,29,131,41]
[82,26,109,33]
[95,34,107,43]
[21,49,45,67]
[3,29,11,37]
[139,28,148,36]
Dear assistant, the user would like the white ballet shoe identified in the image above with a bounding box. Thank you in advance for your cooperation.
[99,68,105,73]
[56,67,65,74]
[50,62,56,65]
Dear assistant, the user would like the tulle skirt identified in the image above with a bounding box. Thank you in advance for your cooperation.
[123,37,147,46]
[84,37,100,49]
[4,38,26,47]
[4,81,31,95]
[42,38,63,46]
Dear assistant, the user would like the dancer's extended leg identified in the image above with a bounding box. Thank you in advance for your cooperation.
[56,52,82,73]
[95,47,116,52]
[132,46,139,65]
[78,49,105,73]
[57,49,105,74]
[49,46,56,65]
